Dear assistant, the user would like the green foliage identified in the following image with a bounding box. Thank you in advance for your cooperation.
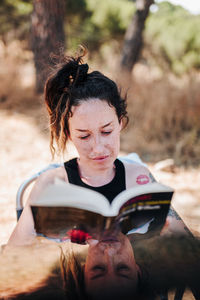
[145,1,200,74]
[67,0,135,51]
[65,0,87,15]
[66,18,103,51]
[0,0,134,50]
[1,0,200,75]
[65,0,90,21]
[0,0,32,40]
[86,0,134,37]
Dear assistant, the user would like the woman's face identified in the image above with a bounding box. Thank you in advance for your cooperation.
[84,233,140,299]
[68,99,122,172]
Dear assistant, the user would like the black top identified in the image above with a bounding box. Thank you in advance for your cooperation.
[64,158,126,203]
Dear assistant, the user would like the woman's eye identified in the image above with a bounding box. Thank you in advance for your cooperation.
[93,265,106,272]
[102,131,112,135]
[91,265,106,279]
[117,264,129,272]
[80,135,89,140]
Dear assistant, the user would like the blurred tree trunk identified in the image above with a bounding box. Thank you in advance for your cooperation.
[120,0,154,72]
[31,0,65,93]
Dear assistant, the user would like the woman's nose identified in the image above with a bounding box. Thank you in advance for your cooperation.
[105,247,118,256]
[102,246,119,270]
[99,242,120,255]
[91,135,104,153]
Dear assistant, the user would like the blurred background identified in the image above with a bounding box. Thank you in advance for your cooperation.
[1,0,200,246]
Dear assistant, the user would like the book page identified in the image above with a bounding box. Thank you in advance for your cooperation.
[32,179,113,216]
[115,190,173,235]
[110,182,174,214]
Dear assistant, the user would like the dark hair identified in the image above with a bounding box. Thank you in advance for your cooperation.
[10,249,150,300]
[44,50,129,157]
[60,248,87,300]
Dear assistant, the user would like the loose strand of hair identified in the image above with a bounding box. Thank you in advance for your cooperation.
[49,130,56,159]
[53,92,69,154]
[65,252,85,300]
[75,45,87,63]
[60,101,71,154]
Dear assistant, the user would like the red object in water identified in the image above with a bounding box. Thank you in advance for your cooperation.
[63,229,91,244]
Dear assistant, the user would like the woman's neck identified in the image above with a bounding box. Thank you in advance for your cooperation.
[77,159,116,187]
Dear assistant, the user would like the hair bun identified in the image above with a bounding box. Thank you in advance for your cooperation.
[71,63,88,85]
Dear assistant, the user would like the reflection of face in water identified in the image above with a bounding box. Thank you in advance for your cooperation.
[84,232,140,299]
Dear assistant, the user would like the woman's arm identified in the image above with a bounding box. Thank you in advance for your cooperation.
[161,206,191,236]
[7,167,68,246]
[124,162,191,236]
[123,161,156,189]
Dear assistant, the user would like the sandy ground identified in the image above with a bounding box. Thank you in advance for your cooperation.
[1,108,200,247]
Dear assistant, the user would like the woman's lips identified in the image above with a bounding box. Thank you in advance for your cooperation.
[100,237,119,242]
[99,232,119,242]
[92,155,109,161]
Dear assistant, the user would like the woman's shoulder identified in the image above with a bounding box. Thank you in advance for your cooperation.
[122,161,156,189]
[27,166,68,204]
[36,166,68,185]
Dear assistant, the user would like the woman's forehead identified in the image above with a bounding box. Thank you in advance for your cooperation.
[72,99,114,114]
[69,100,118,128]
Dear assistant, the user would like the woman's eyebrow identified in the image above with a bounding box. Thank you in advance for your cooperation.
[102,122,112,128]
[91,273,133,280]
[75,128,88,132]
[90,274,105,280]
[75,122,112,132]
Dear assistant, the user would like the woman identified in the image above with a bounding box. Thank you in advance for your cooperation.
[7,51,184,246]
[83,232,147,300]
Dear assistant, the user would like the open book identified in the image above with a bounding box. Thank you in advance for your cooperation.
[31,180,174,242]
